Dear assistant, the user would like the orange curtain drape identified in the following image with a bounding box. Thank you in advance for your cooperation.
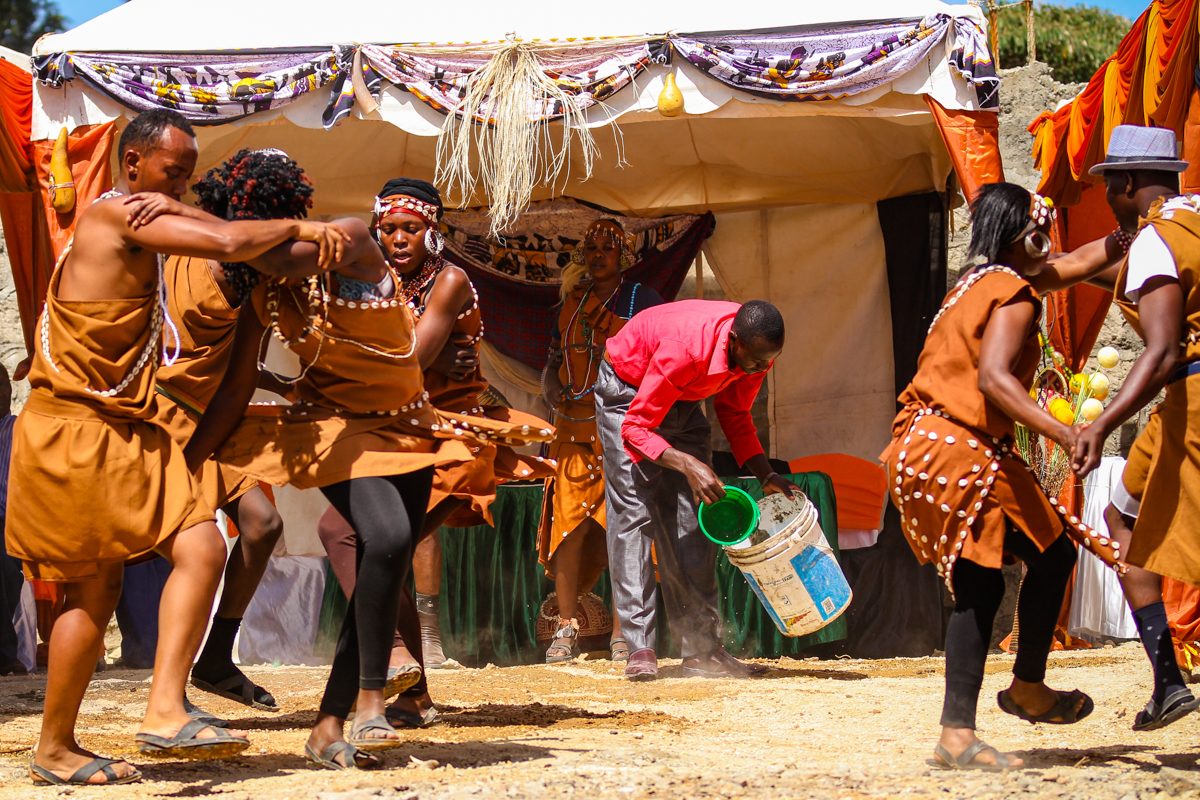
[1032,0,1200,209]
[0,58,56,362]
[1045,184,1118,374]
[32,121,117,260]
[925,97,1004,203]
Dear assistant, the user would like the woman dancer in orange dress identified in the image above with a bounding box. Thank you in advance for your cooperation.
[881,183,1124,770]
[538,219,663,662]
[317,179,555,726]
[185,159,541,769]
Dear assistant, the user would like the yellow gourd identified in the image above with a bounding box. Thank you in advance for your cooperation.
[48,127,75,214]
[657,72,684,117]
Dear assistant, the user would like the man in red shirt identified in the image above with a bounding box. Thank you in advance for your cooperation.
[596,299,798,680]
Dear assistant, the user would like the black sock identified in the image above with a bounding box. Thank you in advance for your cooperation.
[194,616,243,679]
[1133,601,1187,705]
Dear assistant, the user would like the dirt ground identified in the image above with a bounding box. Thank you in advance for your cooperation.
[1,643,1199,798]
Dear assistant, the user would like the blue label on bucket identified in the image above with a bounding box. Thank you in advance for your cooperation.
[742,570,788,631]
[789,548,851,621]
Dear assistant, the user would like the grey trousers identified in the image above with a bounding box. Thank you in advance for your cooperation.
[595,360,722,659]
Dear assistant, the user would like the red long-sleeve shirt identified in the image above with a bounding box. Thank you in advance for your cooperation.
[605,300,768,466]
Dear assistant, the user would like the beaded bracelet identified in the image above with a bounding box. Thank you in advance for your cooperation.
[1111,228,1134,254]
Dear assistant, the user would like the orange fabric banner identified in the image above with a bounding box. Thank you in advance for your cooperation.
[0,192,55,357]
[1046,184,1116,374]
[1145,0,1198,133]
[32,121,117,261]
[924,97,1004,203]
[1182,86,1200,193]
[0,57,57,361]
[0,59,32,192]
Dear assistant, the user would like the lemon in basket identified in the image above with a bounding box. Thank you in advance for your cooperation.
[1048,397,1076,425]
[1089,373,1110,401]
[1081,398,1105,422]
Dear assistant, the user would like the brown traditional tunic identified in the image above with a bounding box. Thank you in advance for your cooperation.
[151,255,258,512]
[879,266,1123,592]
[217,272,548,489]
[537,285,627,587]
[7,244,212,581]
[411,276,555,527]
[1114,196,1200,586]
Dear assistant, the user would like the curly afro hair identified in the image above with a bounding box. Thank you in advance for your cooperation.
[193,149,314,301]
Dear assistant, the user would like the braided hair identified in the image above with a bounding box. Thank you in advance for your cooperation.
[192,149,314,302]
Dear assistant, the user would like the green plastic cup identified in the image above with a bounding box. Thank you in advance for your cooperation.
[698,486,761,546]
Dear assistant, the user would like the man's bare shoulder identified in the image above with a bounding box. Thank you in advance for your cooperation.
[60,195,160,300]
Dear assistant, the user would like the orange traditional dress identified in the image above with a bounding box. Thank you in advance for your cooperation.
[537,281,662,587]
[411,276,555,526]
[216,270,548,489]
[880,266,1123,593]
[150,256,258,512]
[1112,197,1200,586]
[8,243,212,581]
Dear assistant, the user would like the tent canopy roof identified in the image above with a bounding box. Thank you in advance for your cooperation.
[35,0,977,54]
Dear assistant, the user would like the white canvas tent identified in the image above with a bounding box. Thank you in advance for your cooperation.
[30,0,992,467]
[20,0,1001,664]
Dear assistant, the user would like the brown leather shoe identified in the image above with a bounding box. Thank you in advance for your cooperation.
[681,648,770,679]
[624,648,658,681]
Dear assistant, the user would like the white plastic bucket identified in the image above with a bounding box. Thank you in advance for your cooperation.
[724,492,853,637]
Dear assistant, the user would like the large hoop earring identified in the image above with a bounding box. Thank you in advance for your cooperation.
[425,227,445,256]
[619,250,633,270]
[570,247,585,266]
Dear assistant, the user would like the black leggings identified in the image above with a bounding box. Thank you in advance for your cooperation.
[318,468,433,719]
[941,524,1077,729]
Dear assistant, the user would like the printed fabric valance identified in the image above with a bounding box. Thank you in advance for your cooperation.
[31,13,999,132]
[441,196,713,368]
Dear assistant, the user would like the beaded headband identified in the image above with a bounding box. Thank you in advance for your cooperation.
[1030,192,1055,226]
[374,195,439,227]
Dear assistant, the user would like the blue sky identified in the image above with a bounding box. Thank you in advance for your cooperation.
[55,0,1152,29]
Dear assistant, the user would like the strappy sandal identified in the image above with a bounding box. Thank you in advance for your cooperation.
[304,740,379,770]
[136,719,251,760]
[192,671,280,712]
[997,688,1094,725]
[385,663,424,699]
[30,757,142,785]
[1133,687,1200,732]
[347,715,404,752]
[545,618,579,664]
[926,741,1019,772]
[386,704,440,729]
[609,637,630,662]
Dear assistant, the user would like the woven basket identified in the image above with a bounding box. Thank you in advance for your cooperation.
[536,592,613,653]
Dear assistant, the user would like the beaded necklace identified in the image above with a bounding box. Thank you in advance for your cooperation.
[560,279,624,402]
[399,253,445,308]
[259,274,329,385]
[927,265,1021,334]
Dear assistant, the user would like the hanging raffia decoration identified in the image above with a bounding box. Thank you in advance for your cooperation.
[430,35,647,238]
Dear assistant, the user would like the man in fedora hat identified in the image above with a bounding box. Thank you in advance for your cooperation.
[1058,123,1199,731]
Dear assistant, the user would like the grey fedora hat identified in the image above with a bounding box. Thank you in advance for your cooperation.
[1089,124,1189,175]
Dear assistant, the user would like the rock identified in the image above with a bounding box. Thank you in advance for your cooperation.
[1159,768,1200,796]
[409,755,440,770]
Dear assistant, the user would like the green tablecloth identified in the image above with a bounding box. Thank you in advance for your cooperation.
[318,472,844,666]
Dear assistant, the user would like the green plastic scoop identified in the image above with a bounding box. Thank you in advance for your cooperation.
[698,485,760,546]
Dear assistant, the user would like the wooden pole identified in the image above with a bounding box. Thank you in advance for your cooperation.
[1026,0,1036,64]
[988,0,999,63]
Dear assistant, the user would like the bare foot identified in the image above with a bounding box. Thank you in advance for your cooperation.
[33,744,140,784]
[937,727,1023,769]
